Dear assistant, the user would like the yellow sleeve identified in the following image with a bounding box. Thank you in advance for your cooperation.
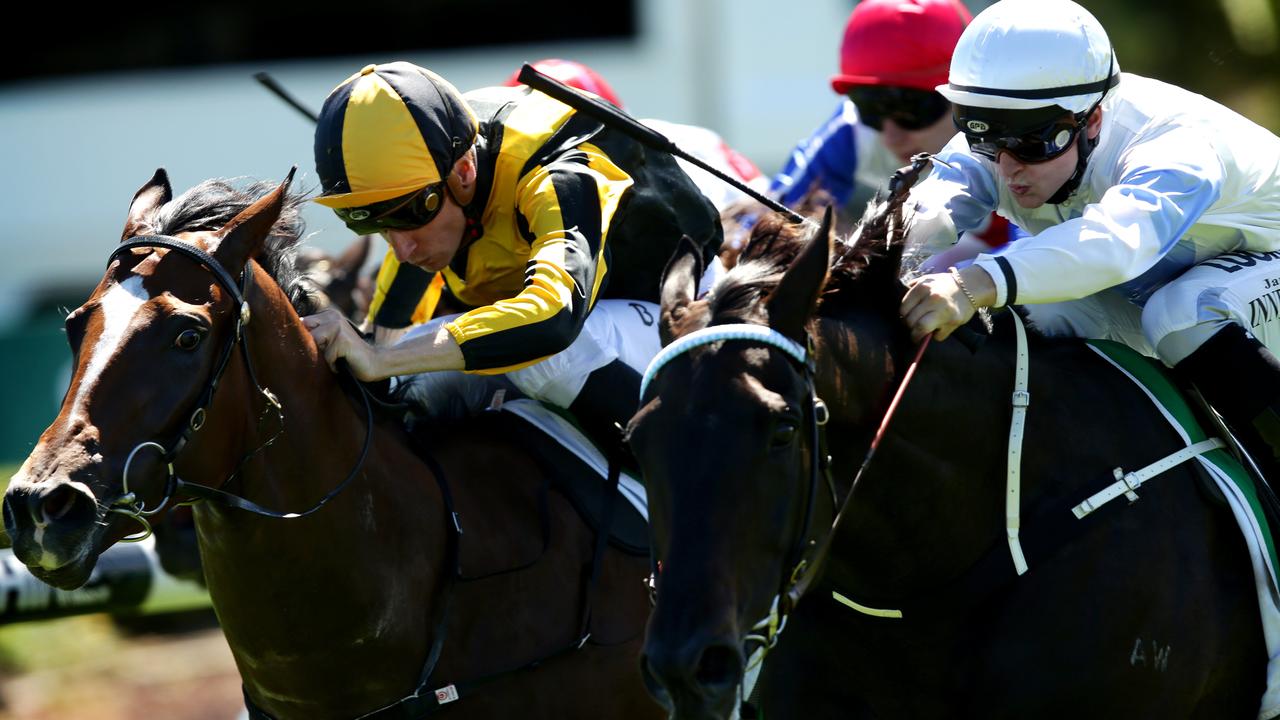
[445,151,632,373]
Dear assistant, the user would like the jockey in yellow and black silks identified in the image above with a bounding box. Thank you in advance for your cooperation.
[303,61,723,446]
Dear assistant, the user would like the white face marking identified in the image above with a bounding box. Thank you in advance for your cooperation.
[70,276,150,417]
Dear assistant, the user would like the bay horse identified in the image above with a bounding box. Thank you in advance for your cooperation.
[630,191,1270,717]
[3,170,659,719]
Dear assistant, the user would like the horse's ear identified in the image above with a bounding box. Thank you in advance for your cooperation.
[208,167,296,272]
[766,206,833,340]
[334,234,372,278]
[120,168,173,242]
[658,235,705,345]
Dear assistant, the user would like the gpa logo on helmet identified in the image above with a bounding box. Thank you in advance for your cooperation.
[966,120,990,134]
[347,209,371,221]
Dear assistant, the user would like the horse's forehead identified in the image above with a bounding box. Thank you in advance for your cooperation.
[706,344,796,379]
[108,233,220,299]
[683,347,795,410]
[735,371,793,413]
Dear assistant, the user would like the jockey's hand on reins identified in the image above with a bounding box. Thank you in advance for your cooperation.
[900,272,978,342]
[302,307,380,380]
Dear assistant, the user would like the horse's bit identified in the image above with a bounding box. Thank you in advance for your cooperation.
[103,235,372,540]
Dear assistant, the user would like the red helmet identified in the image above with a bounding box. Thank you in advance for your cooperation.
[831,0,971,94]
[505,58,624,109]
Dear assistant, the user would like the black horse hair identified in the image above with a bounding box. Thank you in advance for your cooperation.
[133,177,323,317]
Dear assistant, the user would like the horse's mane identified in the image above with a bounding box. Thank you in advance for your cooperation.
[134,178,322,316]
[709,191,912,323]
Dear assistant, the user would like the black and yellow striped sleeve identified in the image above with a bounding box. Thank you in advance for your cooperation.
[444,147,633,373]
[364,247,437,329]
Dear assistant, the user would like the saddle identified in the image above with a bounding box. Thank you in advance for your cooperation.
[497,398,650,557]
[385,369,651,557]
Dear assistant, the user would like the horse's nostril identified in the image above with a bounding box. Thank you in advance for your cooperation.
[39,485,94,526]
[43,487,77,522]
[695,644,741,691]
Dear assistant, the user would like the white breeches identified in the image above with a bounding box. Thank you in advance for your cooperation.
[394,258,723,414]
[504,299,663,407]
[1023,250,1280,365]
[397,299,662,414]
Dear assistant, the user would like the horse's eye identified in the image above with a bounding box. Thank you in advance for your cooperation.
[175,329,204,351]
[772,422,798,447]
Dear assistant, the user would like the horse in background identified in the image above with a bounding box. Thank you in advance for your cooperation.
[718,185,844,269]
[630,194,1267,718]
[297,233,374,323]
[3,172,659,719]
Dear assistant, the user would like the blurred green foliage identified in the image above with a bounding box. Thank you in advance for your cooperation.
[959,1,1280,131]
[0,615,120,675]
[1090,0,1279,131]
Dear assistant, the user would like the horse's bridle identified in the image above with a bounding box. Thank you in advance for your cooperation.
[103,235,372,540]
[639,322,837,698]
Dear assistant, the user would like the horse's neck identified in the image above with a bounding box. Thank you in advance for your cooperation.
[185,279,356,504]
[815,317,1054,595]
[188,276,449,709]
[177,266,442,558]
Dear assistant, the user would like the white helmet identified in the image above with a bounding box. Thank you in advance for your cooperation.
[938,0,1119,113]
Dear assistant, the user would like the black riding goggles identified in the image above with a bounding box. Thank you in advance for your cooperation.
[332,184,446,235]
[848,86,951,132]
[958,108,1084,164]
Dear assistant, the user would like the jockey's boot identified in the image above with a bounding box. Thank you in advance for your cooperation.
[1173,324,1280,490]
[569,359,640,466]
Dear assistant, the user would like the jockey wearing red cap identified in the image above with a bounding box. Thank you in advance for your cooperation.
[503,58,625,109]
[770,0,1016,264]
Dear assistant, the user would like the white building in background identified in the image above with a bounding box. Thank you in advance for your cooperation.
[0,0,856,327]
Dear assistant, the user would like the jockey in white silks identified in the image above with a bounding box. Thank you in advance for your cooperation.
[900,0,1280,484]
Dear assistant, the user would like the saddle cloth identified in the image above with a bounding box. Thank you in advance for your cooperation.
[497,398,650,556]
[1089,340,1280,720]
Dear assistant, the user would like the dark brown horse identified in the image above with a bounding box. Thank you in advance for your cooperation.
[630,195,1269,718]
[3,171,659,719]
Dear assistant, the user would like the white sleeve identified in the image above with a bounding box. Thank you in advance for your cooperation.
[972,127,1225,306]
[907,134,1001,252]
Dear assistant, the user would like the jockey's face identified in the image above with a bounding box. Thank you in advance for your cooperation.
[880,108,957,164]
[384,195,465,272]
[383,148,477,272]
[994,107,1102,209]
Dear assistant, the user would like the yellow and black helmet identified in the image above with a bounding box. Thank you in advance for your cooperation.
[313,62,479,209]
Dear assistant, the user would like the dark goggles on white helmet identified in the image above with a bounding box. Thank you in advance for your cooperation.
[955,105,1084,164]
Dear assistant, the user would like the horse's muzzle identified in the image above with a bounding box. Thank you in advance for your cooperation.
[641,636,744,720]
[3,477,102,588]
